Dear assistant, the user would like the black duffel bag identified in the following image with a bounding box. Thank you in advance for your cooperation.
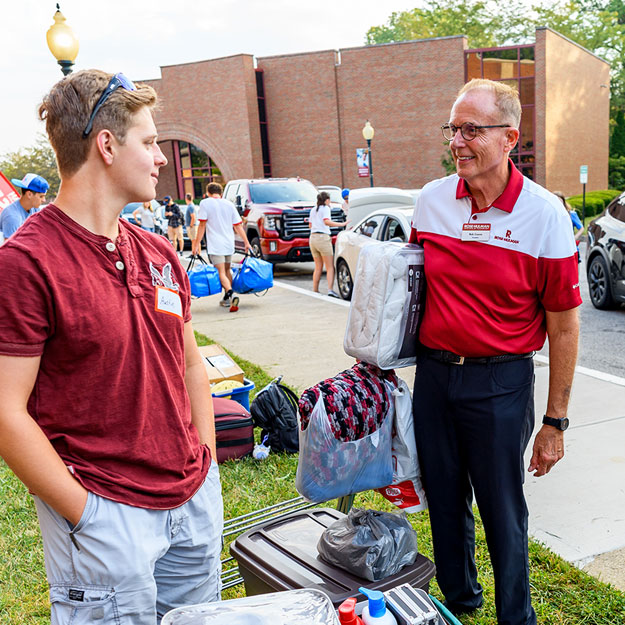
[250,376,299,453]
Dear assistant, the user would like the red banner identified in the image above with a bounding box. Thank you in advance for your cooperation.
[0,171,19,212]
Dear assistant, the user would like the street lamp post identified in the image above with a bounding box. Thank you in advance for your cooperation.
[46,4,79,76]
[362,120,375,187]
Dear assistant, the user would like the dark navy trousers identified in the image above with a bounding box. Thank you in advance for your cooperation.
[413,354,537,625]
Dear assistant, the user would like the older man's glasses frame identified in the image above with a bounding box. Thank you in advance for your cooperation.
[83,73,136,138]
[441,122,510,142]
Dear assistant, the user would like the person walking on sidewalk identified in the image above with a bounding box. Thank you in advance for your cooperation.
[410,78,581,625]
[0,69,222,624]
[309,191,347,297]
[185,192,198,255]
[165,195,185,255]
[194,182,251,311]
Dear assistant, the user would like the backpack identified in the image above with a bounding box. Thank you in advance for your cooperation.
[250,377,300,453]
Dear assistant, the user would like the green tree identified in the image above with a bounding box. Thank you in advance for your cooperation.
[0,135,60,196]
[610,109,625,156]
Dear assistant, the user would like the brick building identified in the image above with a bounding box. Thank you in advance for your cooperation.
[144,27,610,200]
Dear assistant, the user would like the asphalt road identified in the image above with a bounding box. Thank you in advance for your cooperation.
[269,241,625,378]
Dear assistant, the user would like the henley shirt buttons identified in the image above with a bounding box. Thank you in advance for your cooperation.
[106,242,116,252]
[115,261,125,271]
[472,215,478,220]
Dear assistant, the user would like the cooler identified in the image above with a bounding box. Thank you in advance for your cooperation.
[229,507,436,607]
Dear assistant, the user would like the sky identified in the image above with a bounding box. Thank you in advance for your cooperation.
[0,0,417,155]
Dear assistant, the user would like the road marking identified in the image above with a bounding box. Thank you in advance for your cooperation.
[273,280,350,307]
[535,354,625,387]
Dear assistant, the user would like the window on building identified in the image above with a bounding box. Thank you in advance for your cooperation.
[465,45,535,180]
[157,140,223,200]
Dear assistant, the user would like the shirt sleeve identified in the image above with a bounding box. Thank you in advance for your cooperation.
[570,210,583,230]
[0,246,53,355]
[197,201,208,222]
[537,207,582,311]
[1,210,22,238]
[230,201,242,225]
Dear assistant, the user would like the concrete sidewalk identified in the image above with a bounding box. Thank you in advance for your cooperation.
[191,280,625,591]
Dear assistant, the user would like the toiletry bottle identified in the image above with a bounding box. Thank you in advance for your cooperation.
[358,587,398,625]
[338,597,364,625]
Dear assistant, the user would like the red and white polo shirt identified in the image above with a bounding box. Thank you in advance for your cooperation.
[410,163,582,357]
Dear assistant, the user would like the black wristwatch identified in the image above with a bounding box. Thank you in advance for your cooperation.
[542,415,569,431]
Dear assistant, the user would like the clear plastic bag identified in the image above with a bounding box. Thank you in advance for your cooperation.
[295,397,393,503]
[317,507,418,581]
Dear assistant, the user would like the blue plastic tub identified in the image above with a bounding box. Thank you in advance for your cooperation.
[212,378,255,411]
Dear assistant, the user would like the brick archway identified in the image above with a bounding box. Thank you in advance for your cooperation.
[157,121,235,182]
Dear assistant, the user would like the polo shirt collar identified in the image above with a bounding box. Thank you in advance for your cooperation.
[455,159,524,214]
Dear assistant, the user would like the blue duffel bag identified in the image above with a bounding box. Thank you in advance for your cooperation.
[187,255,222,297]
[232,254,274,294]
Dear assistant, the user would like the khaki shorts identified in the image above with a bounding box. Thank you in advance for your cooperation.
[309,232,333,259]
[209,254,232,265]
[187,225,197,241]
[168,226,184,243]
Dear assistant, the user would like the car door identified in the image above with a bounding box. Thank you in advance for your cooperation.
[606,200,625,299]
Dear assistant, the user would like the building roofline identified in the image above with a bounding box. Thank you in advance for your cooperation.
[536,26,610,65]
[257,34,467,62]
[160,52,255,70]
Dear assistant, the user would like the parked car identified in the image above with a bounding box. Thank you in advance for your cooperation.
[334,207,414,300]
[345,187,417,227]
[585,192,625,309]
[120,200,165,235]
[317,185,343,204]
[224,177,345,262]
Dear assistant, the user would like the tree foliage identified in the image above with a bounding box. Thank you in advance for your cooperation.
[366,0,625,109]
[0,135,60,196]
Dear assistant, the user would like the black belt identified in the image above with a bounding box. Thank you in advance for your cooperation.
[424,348,535,366]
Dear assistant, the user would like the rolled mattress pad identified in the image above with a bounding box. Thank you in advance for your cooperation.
[344,242,424,369]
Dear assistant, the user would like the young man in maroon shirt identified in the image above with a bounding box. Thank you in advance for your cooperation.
[0,70,223,623]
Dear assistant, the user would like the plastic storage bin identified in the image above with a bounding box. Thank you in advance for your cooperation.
[212,377,255,411]
[230,507,436,607]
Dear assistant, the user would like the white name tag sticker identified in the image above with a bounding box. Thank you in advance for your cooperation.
[155,286,183,318]
[462,223,491,242]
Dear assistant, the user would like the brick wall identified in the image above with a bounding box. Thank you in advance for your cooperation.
[258,37,466,189]
[142,54,264,199]
[537,28,610,194]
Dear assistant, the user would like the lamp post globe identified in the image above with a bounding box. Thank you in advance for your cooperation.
[46,3,79,76]
[362,121,375,187]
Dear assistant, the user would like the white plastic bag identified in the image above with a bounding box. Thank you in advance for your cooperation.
[376,379,427,513]
[295,397,393,503]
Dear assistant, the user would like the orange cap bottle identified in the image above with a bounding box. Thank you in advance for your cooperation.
[338,597,365,625]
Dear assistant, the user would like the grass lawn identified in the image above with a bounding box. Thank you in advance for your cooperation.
[1,332,624,624]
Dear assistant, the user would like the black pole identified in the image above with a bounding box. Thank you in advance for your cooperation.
[367,138,374,187]
[582,182,586,225]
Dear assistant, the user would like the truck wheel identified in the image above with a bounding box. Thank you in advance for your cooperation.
[588,255,615,309]
[250,237,264,259]
[336,259,353,300]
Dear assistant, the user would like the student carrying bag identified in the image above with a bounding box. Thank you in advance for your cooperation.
[187,255,221,298]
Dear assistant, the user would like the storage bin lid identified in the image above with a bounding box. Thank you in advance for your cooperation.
[230,508,436,606]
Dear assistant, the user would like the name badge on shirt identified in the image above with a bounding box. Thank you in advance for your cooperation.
[461,223,491,242]
[155,286,183,318]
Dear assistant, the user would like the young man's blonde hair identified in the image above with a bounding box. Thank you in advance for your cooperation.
[38,69,158,178]
[457,78,522,128]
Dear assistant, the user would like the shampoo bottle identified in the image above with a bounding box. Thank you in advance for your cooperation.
[358,587,398,625]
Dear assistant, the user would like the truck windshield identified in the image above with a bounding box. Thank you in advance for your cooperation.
[249,181,318,204]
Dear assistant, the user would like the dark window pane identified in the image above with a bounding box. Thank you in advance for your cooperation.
[520,46,535,61]
[483,48,518,60]
[258,97,266,123]
[520,110,534,152]
[356,215,385,239]
[608,195,625,222]
[521,167,534,180]
[483,58,519,80]
[520,79,534,105]
[521,154,535,164]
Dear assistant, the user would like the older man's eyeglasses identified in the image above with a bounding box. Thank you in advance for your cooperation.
[441,122,510,142]
[83,72,136,138]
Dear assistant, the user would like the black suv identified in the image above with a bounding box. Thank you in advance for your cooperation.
[586,192,625,309]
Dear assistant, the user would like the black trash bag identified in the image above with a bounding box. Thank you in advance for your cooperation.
[250,378,299,453]
[317,507,418,581]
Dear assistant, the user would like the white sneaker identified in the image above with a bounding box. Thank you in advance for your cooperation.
[328,290,340,298]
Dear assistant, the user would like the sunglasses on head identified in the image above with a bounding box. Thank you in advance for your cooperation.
[83,73,136,138]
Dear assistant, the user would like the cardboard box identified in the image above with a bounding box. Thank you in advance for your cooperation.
[198,344,245,385]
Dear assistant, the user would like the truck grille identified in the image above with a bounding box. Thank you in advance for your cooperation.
[281,208,346,240]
